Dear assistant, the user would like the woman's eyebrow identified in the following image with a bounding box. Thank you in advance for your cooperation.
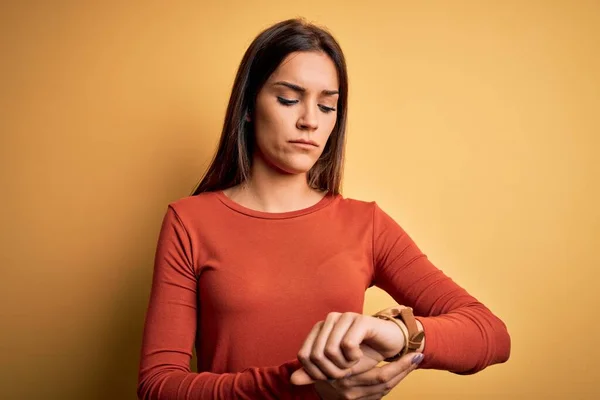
[273,81,339,96]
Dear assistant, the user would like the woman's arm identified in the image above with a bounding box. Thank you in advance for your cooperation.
[371,203,511,374]
[137,206,320,400]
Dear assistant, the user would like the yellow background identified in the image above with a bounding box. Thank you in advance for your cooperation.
[1,1,598,399]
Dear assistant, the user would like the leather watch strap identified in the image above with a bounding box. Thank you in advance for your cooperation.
[398,307,425,352]
[373,306,425,361]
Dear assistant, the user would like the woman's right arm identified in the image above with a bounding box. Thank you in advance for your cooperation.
[137,205,320,400]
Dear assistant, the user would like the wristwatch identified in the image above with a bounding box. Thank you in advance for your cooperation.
[373,306,425,361]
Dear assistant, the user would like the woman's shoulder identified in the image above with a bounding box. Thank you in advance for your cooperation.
[338,194,374,205]
[336,193,379,215]
[164,191,221,218]
[336,194,400,223]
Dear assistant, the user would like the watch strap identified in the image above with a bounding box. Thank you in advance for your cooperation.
[373,306,425,361]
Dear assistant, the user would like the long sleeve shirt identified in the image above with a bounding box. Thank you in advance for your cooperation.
[137,190,511,399]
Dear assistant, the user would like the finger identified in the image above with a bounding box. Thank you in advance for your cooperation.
[344,343,384,376]
[294,342,384,386]
[323,313,361,368]
[297,322,330,381]
[334,353,424,398]
[348,351,422,387]
[334,367,408,400]
[356,366,411,399]
[310,313,352,379]
[290,367,315,386]
[339,316,369,364]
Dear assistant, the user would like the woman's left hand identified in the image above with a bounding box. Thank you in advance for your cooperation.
[290,311,406,384]
[313,350,423,400]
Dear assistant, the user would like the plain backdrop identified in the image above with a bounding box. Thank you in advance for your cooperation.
[1,1,598,399]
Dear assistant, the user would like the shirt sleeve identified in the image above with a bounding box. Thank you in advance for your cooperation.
[137,205,320,400]
[371,203,511,374]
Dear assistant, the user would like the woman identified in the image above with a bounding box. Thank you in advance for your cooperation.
[137,18,511,400]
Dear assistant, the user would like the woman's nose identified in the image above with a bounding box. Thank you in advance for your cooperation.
[296,105,318,131]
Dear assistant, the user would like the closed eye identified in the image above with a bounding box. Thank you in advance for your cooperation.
[319,105,336,113]
[277,96,299,106]
[277,97,336,114]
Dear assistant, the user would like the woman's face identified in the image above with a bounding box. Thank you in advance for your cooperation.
[251,51,339,175]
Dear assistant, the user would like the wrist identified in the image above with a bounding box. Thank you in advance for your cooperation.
[372,306,425,361]
[384,319,407,355]
[370,316,408,359]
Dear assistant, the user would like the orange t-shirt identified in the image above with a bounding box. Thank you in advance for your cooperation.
[137,191,510,399]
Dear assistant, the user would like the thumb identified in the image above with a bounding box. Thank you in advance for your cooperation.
[399,352,424,370]
[290,368,315,385]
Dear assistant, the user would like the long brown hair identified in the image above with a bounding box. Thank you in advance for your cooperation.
[190,18,349,196]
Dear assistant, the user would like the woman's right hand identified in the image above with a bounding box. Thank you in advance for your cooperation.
[291,341,383,385]
[290,311,406,384]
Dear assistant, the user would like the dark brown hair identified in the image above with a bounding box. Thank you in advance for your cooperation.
[190,18,348,196]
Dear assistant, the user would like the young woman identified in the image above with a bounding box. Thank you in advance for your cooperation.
[137,18,511,400]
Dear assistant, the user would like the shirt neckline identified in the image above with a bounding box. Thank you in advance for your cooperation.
[214,190,339,219]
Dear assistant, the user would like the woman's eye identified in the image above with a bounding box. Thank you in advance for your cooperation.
[277,96,336,114]
[319,105,336,113]
[277,96,298,106]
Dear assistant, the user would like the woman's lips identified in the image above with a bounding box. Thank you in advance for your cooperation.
[289,140,318,148]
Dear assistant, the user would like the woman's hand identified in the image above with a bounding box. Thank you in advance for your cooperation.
[291,342,382,386]
[290,312,407,384]
[313,351,424,400]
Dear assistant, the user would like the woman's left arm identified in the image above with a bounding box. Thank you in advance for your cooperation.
[371,202,511,374]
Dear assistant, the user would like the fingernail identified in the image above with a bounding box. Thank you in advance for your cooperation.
[411,353,424,365]
[344,372,352,378]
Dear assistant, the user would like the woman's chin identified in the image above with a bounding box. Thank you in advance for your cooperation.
[276,162,316,176]
[265,156,316,175]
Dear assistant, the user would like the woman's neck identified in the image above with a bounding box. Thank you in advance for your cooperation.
[224,181,326,214]
[223,160,326,213]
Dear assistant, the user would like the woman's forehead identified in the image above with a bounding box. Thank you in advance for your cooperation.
[268,51,339,92]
